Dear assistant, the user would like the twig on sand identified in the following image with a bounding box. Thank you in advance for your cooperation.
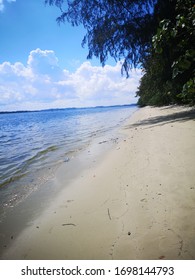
[62,223,76,227]
[107,208,112,220]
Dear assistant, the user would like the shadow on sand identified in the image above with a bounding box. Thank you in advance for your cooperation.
[125,106,195,129]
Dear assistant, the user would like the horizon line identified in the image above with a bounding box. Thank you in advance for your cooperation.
[0,103,138,114]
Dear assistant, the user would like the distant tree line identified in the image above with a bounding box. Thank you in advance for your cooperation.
[45,0,195,106]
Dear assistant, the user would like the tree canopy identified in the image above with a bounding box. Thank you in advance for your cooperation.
[45,0,195,106]
[45,0,157,75]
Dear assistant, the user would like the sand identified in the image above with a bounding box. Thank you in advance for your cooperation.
[1,105,195,260]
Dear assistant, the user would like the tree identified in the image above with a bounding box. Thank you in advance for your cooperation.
[137,0,195,106]
[46,0,195,105]
[45,0,157,76]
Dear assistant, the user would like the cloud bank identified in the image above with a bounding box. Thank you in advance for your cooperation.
[0,49,142,111]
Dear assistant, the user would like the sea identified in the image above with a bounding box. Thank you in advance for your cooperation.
[0,105,137,237]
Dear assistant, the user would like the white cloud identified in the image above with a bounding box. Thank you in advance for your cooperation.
[27,49,64,80]
[0,0,16,11]
[0,48,142,111]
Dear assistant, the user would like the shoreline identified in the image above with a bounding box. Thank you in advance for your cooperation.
[0,106,137,254]
[1,105,195,260]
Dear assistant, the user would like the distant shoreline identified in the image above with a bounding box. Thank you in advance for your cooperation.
[0,103,137,115]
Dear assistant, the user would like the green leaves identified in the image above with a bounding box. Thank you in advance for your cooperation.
[137,0,195,106]
[172,49,195,78]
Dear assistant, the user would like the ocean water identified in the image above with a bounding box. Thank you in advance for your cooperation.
[0,105,137,220]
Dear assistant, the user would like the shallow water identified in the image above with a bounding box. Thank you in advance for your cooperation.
[0,105,137,218]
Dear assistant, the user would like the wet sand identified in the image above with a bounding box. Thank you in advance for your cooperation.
[1,106,195,260]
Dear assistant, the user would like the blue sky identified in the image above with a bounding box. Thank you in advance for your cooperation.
[0,0,142,111]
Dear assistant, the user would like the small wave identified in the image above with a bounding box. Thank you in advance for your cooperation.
[0,145,59,189]
[26,145,58,163]
[0,172,27,189]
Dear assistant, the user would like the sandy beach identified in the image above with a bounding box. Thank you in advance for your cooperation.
[1,105,195,260]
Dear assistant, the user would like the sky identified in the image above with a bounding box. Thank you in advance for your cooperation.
[0,0,142,111]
